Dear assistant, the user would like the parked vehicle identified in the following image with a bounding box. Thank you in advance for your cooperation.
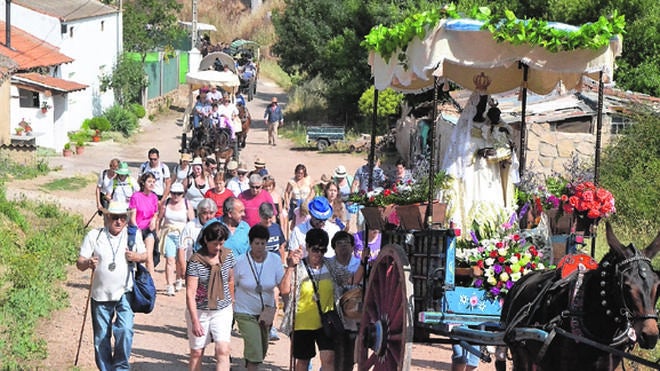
[305,125,345,150]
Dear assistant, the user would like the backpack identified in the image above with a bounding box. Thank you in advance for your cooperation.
[139,162,167,178]
[110,177,136,200]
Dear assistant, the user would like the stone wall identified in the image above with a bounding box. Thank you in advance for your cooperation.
[513,115,616,175]
[145,85,189,117]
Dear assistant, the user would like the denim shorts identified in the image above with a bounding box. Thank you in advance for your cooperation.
[452,343,480,367]
[163,233,179,258]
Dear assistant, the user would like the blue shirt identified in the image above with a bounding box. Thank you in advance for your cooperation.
[264,103,284,123]
[218,218,251,256]
[266,223,285,255]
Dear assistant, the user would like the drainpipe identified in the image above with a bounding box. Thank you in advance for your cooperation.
[5,0,11,49]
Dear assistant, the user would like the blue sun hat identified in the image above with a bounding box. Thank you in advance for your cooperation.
[308,196,333,220]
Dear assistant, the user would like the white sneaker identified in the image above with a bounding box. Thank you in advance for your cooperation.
[166,285,175,296]
[174,279,184,292]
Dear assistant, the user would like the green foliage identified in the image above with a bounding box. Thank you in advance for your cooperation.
[104,104,139,137]
[41,176,90,192]
[358,86,404,119]
[68,130,91,143]
[86,116,112,132]
[0,186,84,367]
[122,0,185,60]
[63,143,71,150]
[99,53,147,106]
[600,110,660,234]
[0,156,50,181]
[129,103,146,119]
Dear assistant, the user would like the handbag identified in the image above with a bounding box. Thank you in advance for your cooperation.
[303,259,345,338]
[247,254,277,328]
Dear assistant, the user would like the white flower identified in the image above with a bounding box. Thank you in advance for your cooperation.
[509,256,519,264]
[510,272,522,281]
[485,258,495,267]
[487,276,497,285]
[499,272,510,282]
[498,248,508,256]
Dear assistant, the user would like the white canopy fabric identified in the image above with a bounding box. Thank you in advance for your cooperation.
[185,70,239,91]
[199,52,237,74]
[178,21,218,32]
[369,19,622,94]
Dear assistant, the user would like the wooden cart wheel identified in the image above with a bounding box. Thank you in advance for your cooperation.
[356,244,414,371]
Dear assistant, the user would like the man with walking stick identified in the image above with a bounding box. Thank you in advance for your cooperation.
[76,200,146,370]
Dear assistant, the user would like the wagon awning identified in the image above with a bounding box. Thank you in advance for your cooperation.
[369,19,622,94]
[185,70,240,91]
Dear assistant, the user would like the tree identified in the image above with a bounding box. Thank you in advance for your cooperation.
[100,53,147,106]
[122,0,185,62]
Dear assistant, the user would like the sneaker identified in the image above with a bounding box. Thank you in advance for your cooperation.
[166,285,175,296]
[269,327,280,341]
[174,279,184,292]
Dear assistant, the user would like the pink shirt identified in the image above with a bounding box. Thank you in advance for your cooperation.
[238,190,276,227]
[129,191,159,229]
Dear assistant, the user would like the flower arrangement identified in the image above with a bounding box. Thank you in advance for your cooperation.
[566,181,615,220]
[348,170,452,207]
[18,118,32,132]
[457,213,547,301]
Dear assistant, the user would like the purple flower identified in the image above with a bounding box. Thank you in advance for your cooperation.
[518,202,530,222]
[502,212,517,229]
[506,280,515,290]
[490,287,501,297]
[547,195,560,208]
[474,279,483,288]
[493,264,503,274]
[470,231,479,246]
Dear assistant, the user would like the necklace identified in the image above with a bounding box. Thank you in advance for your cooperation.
[248,254,265,294]
[105,230,124,271]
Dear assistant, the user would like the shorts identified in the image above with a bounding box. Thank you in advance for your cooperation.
[186,306,233,350]
[452,344,480,367]
[234,312,268,364]
[292,329,334,360]
[141,228,157,241]
[164,233,178,258]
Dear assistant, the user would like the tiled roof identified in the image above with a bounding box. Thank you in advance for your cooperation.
[0,21,73,69]
[13,0,118,22]
[13,72,87,93]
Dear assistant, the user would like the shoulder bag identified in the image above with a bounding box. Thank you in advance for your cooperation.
[248,254,277,327]
[303,259,345,338]
[127,229,156,314]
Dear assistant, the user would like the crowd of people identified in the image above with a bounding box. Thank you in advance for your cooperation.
[85,143,400,371]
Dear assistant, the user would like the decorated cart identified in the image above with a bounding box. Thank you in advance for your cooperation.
[351,7,637,370]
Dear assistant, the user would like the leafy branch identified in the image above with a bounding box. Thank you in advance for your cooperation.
[363,6,625,62]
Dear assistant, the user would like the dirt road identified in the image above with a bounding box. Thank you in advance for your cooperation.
[9,79,500,370]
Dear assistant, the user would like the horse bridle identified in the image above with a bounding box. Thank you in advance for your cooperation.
[613,255,659,323]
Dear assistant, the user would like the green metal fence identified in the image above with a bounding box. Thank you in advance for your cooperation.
[128,51,190,101]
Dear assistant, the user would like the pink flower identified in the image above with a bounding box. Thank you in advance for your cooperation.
[469,295,479,307]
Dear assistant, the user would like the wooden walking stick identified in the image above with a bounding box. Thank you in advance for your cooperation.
[289,268,297,371]
[74,269,94,366]
[84,209,98,229]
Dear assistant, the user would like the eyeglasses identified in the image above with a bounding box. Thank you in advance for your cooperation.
[250,185,262,189]
[110,215,127,221]
[171,192,183,196]
[149,157,158,162]
[309,247,327,254]
[198,210,215,216]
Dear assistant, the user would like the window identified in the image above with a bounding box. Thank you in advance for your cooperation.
[69,26,74,38]
[101,21,104,32]
[18,89,39,108]
[610,114,632,134]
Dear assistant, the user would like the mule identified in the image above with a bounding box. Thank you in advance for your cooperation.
[501,222,660,370]
[236,104,251,149]
[189,123,234,164]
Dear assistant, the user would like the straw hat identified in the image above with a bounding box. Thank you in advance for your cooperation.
[226,160,238,171]
[340,287,363,320]
[180,153,192,162]
[170,182,184,193]
[191,157,204,166]
[333,165,347,178]
[103,200,129,215]
[237,162,248,172]
[254,157,266,168]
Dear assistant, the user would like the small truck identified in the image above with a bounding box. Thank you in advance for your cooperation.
[305,125,346,150]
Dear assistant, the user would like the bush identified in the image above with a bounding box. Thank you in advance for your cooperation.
[129,103,146,119]
[86,116,111,132]
[104,105,138,137]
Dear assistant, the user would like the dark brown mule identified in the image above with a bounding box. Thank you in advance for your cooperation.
[236,103,251,149]
[501,222,660,370]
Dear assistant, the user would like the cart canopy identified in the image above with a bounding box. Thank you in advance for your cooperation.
[185,69,240,91]
[369,19,622,94]
[199,52,237,74]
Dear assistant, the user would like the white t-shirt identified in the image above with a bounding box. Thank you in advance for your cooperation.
[79,227,146,302]
[111,176,139,203]
[179,218,203,262]
[287,220,340,258]
[97,169,114,195]
[139,161,171,197]
[234,252,284,315]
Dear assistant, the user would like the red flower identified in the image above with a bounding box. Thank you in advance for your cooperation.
[477,260,484,268]
[528,246,538,257]
[498,256,505,263]
[513,234,520,241]
[383,189,391,196]
[489,250,498,258]
[495,242,503,248]
[505,266,512,274]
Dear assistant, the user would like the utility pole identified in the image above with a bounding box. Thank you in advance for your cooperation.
[191,0,197,49]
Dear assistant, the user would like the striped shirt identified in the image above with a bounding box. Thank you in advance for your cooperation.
[186,253,236,310]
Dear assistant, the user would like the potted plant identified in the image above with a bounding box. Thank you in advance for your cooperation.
[63,143,73,157]
[41,101,52,113]
[18,118,32,135]
[15,127,24,136]
[75,140,85,155]
[87,116,110,142]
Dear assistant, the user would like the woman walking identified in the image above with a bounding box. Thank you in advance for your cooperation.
[234,225,299,370]
[283,164,313,233]
[158,182,194,295]
[185,157,215,212]
[324,182,349,231]
[186,221,235,371]
[204,171,233,217]
[129,172,159,275]
[172,152,193,185]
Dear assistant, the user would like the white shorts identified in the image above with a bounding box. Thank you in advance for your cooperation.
[186,306,233,349]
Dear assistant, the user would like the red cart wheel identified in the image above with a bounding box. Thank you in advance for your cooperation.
[356,244,414,371]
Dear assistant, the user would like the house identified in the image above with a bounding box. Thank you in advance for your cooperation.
[0,0,121,150]
[0,21,87,151]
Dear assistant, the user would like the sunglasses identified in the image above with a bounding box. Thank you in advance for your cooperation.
[309,247,327,254]
[149,157,158,161]
[171,192,183,196]
[250,185,262,189]
[110,214,127,221]
[238,172,247,175]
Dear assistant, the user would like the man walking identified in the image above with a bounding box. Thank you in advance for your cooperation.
[139,148,171,202]
[76,201,147,370]
[263,96,284,146]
